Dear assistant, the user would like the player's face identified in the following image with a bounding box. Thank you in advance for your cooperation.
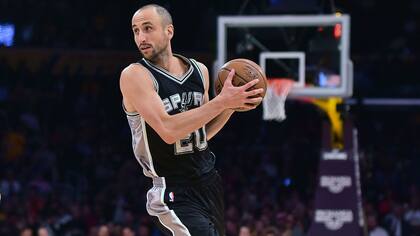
[132,8,173,61]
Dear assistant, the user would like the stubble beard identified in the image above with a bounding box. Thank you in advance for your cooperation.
[140,42,169,63]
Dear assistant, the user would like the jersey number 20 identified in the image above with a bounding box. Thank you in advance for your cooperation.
[174,127,207,155]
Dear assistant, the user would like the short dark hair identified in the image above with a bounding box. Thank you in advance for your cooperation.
[137,4,173,26]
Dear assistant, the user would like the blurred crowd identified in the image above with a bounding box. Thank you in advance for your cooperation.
[0,61,419,236]
[1,0,420,236]
[1,0,419,97]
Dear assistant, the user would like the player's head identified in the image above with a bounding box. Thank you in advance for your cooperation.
[132,4,174,61]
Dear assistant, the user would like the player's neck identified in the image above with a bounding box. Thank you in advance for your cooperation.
[151,51,173,71]
[153,53,185,75]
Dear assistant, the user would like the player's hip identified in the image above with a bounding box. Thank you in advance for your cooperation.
[146,170,225,235]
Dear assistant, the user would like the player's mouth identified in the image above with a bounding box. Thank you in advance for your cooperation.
[139,44,152,52]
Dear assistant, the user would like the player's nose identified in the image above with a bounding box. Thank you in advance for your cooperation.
[137,33,147,43]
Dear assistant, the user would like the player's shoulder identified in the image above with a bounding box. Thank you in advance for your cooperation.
[121,62,149,78]
[119,62,154,88]
[120,62,153,83]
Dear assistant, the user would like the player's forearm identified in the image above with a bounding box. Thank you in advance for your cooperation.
[162,97,225,143]
[206,109,234,140]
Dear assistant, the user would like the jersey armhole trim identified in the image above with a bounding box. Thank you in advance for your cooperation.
[122,101,139,116]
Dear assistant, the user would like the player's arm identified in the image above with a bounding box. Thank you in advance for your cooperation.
[120,64,263,144]
[196,62,234,140]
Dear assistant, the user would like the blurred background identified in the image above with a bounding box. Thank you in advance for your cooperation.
[0,0,419,236]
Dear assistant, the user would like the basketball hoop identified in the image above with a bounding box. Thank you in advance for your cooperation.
[262,79,295,122]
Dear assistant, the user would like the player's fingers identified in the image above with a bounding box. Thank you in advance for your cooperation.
[241,79,259,91]
[246,97,263,104]
[234,107,247,111]
[223,69,235,86]
[241,103,258,110]
[244,88,264,96]
[245,104,258,110]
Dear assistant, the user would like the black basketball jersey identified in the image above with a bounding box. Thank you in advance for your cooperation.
[124,54,215,181]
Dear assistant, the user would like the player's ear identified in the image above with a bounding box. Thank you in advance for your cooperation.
[167,24,174,39]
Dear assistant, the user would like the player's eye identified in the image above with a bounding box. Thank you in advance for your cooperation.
[133,28,139,34]
[145,26,152,31]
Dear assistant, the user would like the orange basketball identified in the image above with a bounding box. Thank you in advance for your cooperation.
[215,58,267,111]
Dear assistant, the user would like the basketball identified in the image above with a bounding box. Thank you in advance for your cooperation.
[215,59,267,110]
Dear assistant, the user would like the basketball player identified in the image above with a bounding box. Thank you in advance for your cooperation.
[119,4,263,236]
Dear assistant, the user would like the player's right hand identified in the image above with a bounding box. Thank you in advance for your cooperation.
[216,69,264,110]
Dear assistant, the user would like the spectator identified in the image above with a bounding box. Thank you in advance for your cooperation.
[122,226,135,236]
[20,227,33,236]
[238,225,252,236]
[262,226,280,236]
[404,195,420,235]
[97,225,109,236]
[367,214,389,236]
[384,203,413,236]
[37,227,51,236]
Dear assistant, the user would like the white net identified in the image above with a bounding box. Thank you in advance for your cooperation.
[262,79,294,122]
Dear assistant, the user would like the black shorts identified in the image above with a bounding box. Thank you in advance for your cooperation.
[146,169,225,236]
